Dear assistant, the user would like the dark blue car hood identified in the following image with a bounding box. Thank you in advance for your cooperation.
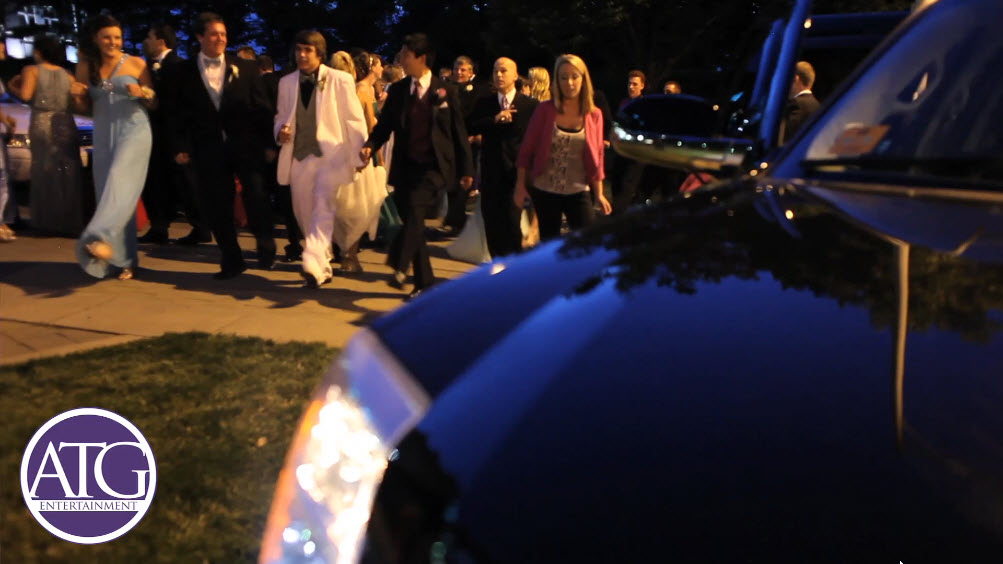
[364,179,1003,562]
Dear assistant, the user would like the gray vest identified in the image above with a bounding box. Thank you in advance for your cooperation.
[293,86,323,161]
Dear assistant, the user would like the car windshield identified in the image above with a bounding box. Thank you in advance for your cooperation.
[800,0,1003,186]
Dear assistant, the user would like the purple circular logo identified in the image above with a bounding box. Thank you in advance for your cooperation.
[20,408,157,544]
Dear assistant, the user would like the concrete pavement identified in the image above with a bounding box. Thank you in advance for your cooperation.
[0,221,476,365]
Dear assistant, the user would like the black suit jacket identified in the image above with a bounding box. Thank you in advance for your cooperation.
[455,79,490,127]
[365,74,474,190]
[170,54,273,165]
[469,91,537,187]
[148,50,182,141]
[261,71,280,115]
[782,92,821,141]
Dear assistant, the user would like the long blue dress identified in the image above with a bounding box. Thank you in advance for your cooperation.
[76,57,152,278]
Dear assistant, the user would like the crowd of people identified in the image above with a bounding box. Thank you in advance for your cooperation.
[0,12,815,298]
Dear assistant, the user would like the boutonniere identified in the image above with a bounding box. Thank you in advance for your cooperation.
[152,61,161,72]
[228,64,239,83]
[465,83,473,92]
[317,76,327,92]
[435,87,449,108]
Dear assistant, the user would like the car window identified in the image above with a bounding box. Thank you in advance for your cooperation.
[800,0,1003,185]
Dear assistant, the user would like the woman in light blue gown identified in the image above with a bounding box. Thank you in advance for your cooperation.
[73,14,155,280]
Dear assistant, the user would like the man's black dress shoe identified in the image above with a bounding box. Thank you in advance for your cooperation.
[301,271,332,289]
[138,229,169,244]
[213,264,247,280]
[404,287,423,301]
[173,230,212,246]
[284,244,303,262]
[436,225,461,238]
[259,257,276,271]
[388,270,406,289]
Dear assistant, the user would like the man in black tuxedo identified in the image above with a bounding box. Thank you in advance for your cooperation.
[138,24,210,245]
[439,55,488,235]
[468,57,537,258]
[360,33,474,298]
[781,60,821,144]
[170,12,276,279]
[257,54,302,262]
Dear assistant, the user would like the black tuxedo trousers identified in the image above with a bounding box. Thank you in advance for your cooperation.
[387,160,444,289]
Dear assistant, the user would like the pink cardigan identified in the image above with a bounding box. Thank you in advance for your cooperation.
[516,101,605,185]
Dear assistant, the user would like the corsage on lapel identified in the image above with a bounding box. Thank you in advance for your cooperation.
[435,87,449,109]
[228,64,239,83]
[152,61,161,72]
[465,83,473,92]
[317,75,327,92]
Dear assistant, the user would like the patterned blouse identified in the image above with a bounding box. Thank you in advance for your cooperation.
[535,124,589,194]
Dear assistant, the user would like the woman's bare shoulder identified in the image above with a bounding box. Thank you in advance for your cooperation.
[125,55,147,72]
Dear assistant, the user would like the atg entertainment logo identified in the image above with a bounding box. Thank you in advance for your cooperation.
[20,408,157,544]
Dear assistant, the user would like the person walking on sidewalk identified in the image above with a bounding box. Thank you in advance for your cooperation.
[360,33,473,299]
[72,15,155,280]
[514,54,611,240]
[275,31,368,288]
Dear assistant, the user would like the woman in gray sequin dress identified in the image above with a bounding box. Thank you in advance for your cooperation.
[8,35,83,236]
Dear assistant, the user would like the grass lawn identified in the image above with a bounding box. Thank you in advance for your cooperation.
[0,332,337,563]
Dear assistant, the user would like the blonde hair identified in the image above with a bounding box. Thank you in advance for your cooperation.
[330,51,355,76]
[551,54,595,116]
[528,66,551,101]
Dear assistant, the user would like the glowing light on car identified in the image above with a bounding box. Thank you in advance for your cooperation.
[260,330,430,564]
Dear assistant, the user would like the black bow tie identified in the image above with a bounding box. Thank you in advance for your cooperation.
[300,72,317,84]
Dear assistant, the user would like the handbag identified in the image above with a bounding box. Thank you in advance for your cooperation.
[446,194,491,264]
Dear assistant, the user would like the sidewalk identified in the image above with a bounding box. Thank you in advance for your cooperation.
[0,222,475,365]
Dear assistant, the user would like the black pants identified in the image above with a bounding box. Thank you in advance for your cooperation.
[265,158,302,251]
[529,187,594,241]
[388,162,443,289]
[176,163,210,235]
[611,158,646,215]
[481,179,522,258]
[196,156,275,270]
[143,136,207,233]
[141,134,173,232]
[443,145,478,229]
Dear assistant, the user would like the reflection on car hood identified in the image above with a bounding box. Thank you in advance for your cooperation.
[366,179,1003,562]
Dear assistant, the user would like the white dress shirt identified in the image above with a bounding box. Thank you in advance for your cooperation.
[410,70,432,98]
[198,52,225,109]
[498,89,515,110]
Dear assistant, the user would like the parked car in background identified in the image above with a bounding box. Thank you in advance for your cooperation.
[261,0,1003,562]
[1,92,93,184]
[612,2,906,181]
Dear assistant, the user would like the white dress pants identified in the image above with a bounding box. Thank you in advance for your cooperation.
[290,155,338,281]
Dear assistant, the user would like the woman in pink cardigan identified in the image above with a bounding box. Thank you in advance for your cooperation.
[514,54,611,240]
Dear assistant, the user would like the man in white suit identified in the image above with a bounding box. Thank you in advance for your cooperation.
[275,30,368,288]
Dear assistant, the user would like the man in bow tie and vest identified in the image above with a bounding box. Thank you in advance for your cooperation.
[360,33,473,300]
[170,12,276,279]
[274,30,368,288]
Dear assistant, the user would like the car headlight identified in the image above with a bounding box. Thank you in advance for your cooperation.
[7,133,29,148]
[260,329,430,564]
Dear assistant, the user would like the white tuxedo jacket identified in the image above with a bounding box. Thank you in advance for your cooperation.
[275,65,367,187]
